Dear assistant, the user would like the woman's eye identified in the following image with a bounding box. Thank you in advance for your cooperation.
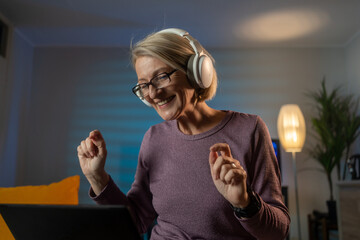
[139,84,147,89]
[157,74,168,81]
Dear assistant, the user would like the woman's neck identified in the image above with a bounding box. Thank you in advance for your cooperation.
[176,102,227,135]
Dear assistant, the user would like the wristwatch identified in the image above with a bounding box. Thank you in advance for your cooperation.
[231,188,261,219]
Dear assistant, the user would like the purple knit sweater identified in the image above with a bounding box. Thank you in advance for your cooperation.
[90,111,290,239]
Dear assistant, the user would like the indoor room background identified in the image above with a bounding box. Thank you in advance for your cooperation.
[1,1,360,240]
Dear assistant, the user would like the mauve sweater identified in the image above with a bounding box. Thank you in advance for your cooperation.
[90,111,290,239]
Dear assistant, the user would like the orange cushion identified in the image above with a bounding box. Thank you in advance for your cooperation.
[0,175,80,240]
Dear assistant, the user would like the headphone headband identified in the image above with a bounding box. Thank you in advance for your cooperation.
[158,28,201,57]
[158,28,187,37]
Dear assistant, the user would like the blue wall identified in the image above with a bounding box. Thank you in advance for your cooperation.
[0,30,33,187]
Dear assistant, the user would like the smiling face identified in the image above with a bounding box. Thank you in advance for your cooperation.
[135,56,196,121]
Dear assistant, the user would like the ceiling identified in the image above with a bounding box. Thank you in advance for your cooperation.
[1,0,360,48]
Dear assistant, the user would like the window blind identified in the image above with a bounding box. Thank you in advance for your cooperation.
[66,58,162,204]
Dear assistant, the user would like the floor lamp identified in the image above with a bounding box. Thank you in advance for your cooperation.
[277,104,306,240]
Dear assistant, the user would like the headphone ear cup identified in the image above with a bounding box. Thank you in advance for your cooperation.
[198,55,214,89]
[187,53,214,89]
[186,54,198,88]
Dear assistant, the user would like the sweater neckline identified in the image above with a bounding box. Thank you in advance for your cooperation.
[171,110,234,140]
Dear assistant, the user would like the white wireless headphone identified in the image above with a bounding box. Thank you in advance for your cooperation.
[137,28,214,107]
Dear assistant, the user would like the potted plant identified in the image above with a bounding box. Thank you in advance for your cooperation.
[307,79,360,223]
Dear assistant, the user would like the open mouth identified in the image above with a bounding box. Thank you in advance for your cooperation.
[157,96,175,106]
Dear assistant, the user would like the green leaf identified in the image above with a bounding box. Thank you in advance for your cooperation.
[306,78,360,200]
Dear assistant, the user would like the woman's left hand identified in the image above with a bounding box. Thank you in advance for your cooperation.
[209,143,250,208]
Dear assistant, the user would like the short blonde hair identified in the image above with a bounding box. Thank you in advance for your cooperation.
[131,30,218,102]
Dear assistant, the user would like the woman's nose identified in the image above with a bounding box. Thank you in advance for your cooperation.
[148,84,158,99]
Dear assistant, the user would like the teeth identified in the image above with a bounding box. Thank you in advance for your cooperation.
[158,96,174,106]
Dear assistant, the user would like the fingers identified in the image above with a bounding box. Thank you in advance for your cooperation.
[223,164,247,185]
[77,145,85,158]
[87,137,96,156]
[209,143,232,158]
[223,169,237,185]
[77,130,106,159]
[78,140,89,158]
[89,130,106,156]
[78,139,94,158]
[219,161,233,182]
[212,155,235,180]
[209,153,246,184]
[209,151,218,166]
[89,130,103,145]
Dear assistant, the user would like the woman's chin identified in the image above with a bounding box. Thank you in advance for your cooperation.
[159,113,176,121]
[156,108,179,121]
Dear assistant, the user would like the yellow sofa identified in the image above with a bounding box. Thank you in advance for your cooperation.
[0,175,80,240]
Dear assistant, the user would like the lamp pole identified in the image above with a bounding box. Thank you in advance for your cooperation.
[292,151,302,240]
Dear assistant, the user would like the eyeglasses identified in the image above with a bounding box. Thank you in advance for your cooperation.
[132,69,178,100]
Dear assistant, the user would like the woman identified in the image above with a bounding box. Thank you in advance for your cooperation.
[77,28,290,239]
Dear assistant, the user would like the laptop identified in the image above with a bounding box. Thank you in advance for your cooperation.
[0,204,142,240]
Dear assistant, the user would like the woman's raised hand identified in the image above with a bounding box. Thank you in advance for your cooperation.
[209,143,250,208]
[77,130,109,195]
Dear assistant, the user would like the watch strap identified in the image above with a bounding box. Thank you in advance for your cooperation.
[231,188,261,219]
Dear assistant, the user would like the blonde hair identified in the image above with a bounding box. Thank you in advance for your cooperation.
[131,30,218,102]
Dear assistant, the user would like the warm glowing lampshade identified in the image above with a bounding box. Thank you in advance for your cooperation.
[277,104,306,152]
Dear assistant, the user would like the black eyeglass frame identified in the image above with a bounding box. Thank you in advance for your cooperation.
[132,69,178,100]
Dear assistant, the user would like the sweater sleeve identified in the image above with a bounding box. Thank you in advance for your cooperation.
[239,116,290,239]
[89,130,157,234]
[89,175,128,205]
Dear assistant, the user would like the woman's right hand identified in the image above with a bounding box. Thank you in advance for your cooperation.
[77,130,109,195]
